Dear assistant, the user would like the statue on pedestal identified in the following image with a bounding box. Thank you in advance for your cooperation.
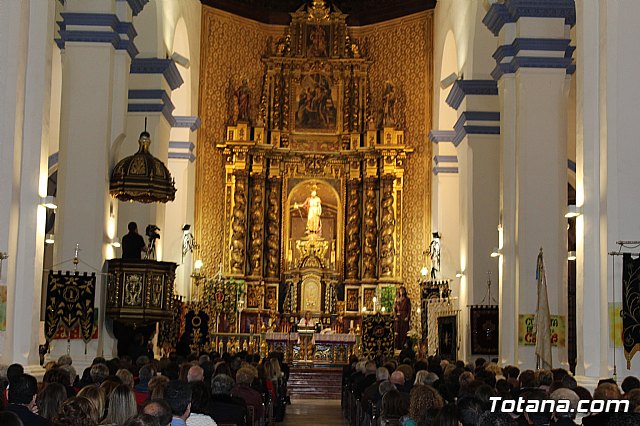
[294,188,322,237]
[394,286,411,350]
[236,78,251,123]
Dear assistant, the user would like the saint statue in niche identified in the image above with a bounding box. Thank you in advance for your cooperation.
[382,80,398,127]
[294,187,322,236]
[235,78,250,123]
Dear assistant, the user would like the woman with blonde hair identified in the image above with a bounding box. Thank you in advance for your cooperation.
[77,384,106,423]
[102,384,137,426]
[116,369,134,389]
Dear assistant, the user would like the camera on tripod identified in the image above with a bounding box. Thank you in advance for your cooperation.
[145,224,161,241]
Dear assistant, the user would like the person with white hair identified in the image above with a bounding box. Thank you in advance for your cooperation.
[550,388,581,426]
[362,367,391,417]
[187,365,204,383]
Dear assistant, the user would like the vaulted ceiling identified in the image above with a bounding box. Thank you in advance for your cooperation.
[201,0,437,25]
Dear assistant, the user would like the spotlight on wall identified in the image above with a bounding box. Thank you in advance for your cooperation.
[565,205,582,218]
[490,248,502,258]
[40,196,57,210]
[171,52,190,68]
[110,237,121,248]
[45,234,55,244]
[440,72,458,89]
[568,251,577,261]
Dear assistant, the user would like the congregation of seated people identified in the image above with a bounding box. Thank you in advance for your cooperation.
[0,350,289,426]
[342,354,640,426]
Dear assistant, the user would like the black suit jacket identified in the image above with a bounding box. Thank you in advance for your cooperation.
[209,394,248,426]
[7,404,52,426]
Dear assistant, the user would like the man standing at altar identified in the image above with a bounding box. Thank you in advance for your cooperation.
[393,286,411,350]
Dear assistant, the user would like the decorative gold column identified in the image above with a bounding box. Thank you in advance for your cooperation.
[265,177,282,279]
[379,175,396,277]
[248,173,266,277]
[230,170,249,275]
[345,179,361,279]
[362,177,378,279]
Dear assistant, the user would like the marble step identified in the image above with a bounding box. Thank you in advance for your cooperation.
[288,367,343,399]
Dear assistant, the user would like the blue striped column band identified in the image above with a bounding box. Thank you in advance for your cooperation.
[483,0,576,36]
[168,141,196,162]
[55,13,138,59]
[120,0,150,16]
[173,116,202,131]
[453,111,500,146]
[434,155,458,164]
[130,58,184,91]
[433,166,459,175]
[58,1,149,16]
[428,130,456,144]
[446,80,498,110]
[491,38,575,79]
[128,89,175,125]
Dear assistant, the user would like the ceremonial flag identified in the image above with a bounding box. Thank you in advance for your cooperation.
[535,249,553,370]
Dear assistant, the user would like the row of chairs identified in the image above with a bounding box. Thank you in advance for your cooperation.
[341,384,401,426]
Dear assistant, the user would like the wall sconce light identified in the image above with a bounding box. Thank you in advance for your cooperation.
[568,251,577,261]
[110,237,121,248]
[45,234,55,244]
[381,306,386,313]
[565,205,582,218]
[420,266,429,277]
[455,271,464,278]
[490,248,502,258]
[194,259,203,272]
[40,196,57,210]
[362,306,367,313]
[417,307,421,314]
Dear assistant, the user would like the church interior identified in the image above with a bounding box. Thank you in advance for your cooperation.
[2,0,640,415]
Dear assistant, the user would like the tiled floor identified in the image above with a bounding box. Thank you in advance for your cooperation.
[281,399,349,425]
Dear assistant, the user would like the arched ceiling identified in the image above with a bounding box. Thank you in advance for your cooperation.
[202,0,437,25]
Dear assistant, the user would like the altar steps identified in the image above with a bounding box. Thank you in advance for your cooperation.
[287,367,343,399]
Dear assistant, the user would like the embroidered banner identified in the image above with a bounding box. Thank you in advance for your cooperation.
[45,271,96,343]
[470,305,499,355]
[437,315,457,360]
[361,313,394,359]
[623,254,640,368]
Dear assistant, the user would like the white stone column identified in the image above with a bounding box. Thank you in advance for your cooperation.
[574,0,608,384]
[445,80,501,363]
[51,1,137,365]
[485,1,575,370]
[0,0,55,371]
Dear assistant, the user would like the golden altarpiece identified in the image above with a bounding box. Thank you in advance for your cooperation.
[219,0,410,324]
[193,1,427,361]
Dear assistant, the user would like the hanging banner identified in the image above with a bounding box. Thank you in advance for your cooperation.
[622,254,640,368]
[518,314,565,347]
[470,306,499,355]
[45,271,96,343]
[437,315,457,360]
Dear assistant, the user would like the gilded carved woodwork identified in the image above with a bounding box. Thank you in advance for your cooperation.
[197,5,432,332]
[379,176,396,277]
[265,179,281,278]
[249,176,265,276]
[362,179,377,279]
[230,173,249,274]
[345,180,361,279]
